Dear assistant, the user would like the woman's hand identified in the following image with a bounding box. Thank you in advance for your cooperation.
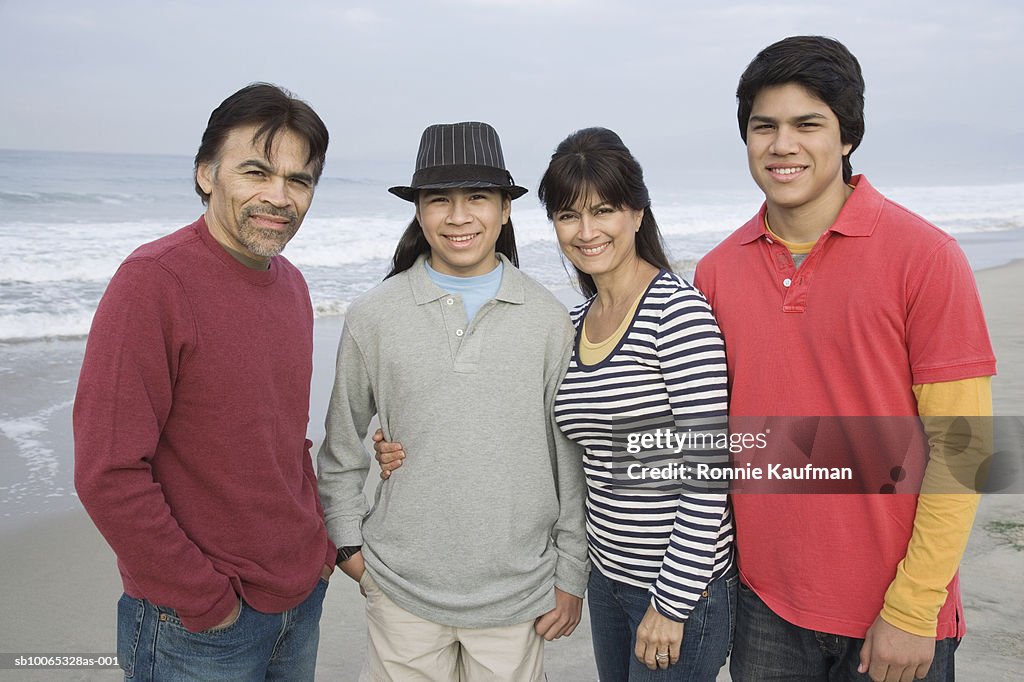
[634,603,683,670]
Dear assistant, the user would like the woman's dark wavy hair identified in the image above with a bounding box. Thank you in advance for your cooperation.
[384,192,519,279]
[537,127,671,298]
[194,82,329,204]
[736,36,865,183]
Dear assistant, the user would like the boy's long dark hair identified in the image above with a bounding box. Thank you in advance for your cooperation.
[385,197,519,279]
[537,127,671,298]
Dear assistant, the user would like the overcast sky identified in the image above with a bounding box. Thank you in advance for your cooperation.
[2,0,1021,187]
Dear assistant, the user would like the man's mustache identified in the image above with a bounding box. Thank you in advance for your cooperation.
[242,205,298,224]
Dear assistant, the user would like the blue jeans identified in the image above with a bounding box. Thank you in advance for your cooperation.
[116,578,328,681]
[730,580,958,681]
[587,566,737,681]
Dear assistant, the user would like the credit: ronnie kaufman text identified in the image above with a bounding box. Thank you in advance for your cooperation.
[626,462,854,481]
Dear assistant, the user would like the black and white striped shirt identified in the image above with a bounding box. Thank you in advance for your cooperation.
[554,270,735,620]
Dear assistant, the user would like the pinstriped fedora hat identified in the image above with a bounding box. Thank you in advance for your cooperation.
[389,121,528,202]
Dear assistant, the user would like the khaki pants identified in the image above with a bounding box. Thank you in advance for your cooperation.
[359,572,545,681]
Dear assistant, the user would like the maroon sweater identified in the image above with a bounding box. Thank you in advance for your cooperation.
[74,216,335,632]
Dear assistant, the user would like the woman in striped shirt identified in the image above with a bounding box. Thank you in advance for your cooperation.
[538,127,736,680]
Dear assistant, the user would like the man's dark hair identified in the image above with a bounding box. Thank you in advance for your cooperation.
[537,127,672,299]
[736,36,865,183]
[193,83,329,204]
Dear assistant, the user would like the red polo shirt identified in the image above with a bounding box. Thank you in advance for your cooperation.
[694,175,995,638]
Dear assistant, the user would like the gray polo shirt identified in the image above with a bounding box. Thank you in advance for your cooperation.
[318,254,589,628]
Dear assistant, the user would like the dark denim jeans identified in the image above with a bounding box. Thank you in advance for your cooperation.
[730,581,958,681]
[116,578,328,681]
[587,566,737,681]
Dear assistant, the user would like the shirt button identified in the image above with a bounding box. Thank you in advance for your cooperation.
[783,278,792,287]
[446,298,454,305]
[455,329,464,337]
[765,237,773,244]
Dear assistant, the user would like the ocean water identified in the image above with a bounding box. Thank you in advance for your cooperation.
[2,149,1024,524]
[3,148,1024,343]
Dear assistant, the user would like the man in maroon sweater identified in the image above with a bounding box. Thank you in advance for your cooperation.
[74,83,336,681]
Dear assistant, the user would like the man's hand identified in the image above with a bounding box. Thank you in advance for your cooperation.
[635,604,683,671]
[206,597,242,632]
[858,615,935,682]
[320,563,334,582]
[372,429,405,480]
[534,588,583,641]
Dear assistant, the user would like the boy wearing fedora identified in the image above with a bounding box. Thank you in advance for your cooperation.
[317,122,589,681]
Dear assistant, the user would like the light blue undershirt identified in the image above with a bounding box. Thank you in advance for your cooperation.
[425,258,503,322]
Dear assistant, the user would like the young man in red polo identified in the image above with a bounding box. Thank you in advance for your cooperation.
[694,36,995,681]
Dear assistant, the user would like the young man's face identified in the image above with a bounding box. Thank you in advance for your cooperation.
[416,187,511,277]
[745,83,852,217]
[197,124,316,264]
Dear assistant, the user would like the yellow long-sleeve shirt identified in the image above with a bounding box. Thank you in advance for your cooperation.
[881,378,991,637]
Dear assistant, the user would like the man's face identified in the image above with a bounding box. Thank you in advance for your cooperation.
[745,83,852,217]
[197,124,316,263]
[415,187,511,277]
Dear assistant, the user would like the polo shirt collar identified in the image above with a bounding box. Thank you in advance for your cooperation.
[492,253,525,304]
[409,252,524,305]
[738,174,882,245]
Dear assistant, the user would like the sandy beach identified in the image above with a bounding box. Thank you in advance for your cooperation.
[0,261,1021,681]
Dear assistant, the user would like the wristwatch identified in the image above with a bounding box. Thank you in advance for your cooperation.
[336,545,362,565]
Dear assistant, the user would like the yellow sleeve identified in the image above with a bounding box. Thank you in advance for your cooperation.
[879,376,992,637]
